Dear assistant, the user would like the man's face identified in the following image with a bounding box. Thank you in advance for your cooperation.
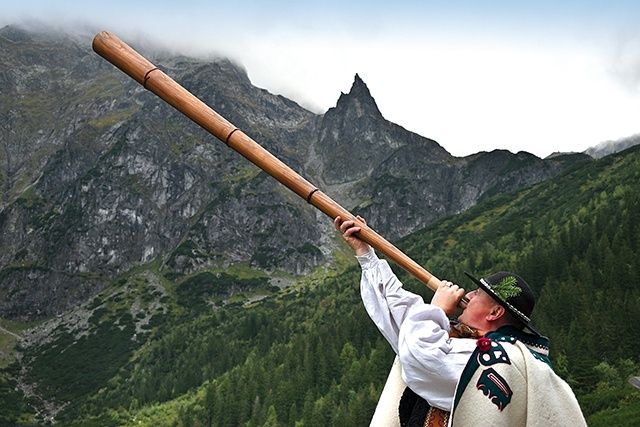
[458,288,498,330]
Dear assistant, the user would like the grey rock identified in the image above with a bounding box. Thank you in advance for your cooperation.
[0,24,589,321]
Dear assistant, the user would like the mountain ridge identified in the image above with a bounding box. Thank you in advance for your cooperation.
[0,24,588,321]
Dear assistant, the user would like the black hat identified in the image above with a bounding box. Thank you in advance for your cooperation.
[464,271,540,336]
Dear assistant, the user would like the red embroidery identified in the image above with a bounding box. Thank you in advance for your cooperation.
[424,406,450,427]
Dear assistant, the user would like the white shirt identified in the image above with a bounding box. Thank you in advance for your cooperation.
[356,249,477,411]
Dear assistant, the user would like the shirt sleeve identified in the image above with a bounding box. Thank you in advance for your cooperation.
[357,249,477,411]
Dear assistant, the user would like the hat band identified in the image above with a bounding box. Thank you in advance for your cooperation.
[481,278,531,323]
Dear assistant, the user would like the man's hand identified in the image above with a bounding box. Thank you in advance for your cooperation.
[431,281,466,317]
[334,215,372,256]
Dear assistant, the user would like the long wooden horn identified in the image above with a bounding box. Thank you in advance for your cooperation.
[92,31,463,303]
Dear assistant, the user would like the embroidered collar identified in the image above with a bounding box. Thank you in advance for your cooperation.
[486,325,551,364]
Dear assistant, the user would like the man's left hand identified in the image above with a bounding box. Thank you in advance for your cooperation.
[431,281,466,317]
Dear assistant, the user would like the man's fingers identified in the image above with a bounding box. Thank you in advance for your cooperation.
[335,216,352,232]
[439,281,465,298]
[344,225,360,237]
[340,220,354,233]
[335,216,367,239]
[335,216,360,236]
[439,280,457,290]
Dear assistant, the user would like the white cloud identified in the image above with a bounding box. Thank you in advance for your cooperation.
[3,1,640,158]
[229,29,640,157]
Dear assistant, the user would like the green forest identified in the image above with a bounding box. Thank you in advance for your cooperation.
[2,145,640,426]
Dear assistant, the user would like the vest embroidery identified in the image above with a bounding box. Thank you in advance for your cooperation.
[476,367,513,411]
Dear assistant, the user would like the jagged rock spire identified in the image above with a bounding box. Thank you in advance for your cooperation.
[332,74,383,119]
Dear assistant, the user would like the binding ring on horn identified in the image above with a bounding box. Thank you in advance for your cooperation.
[306,188,319,203]
[143,67,159,89]
[225,128,240,146]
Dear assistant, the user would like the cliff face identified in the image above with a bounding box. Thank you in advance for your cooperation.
[0,25,588,321]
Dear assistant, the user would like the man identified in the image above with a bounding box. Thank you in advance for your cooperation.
[334,216,587,427]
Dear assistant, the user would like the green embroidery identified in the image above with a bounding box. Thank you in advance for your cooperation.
[492,276,521,301]
[477,367,513,411]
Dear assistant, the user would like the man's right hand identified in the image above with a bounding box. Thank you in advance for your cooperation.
[334,216,372,256]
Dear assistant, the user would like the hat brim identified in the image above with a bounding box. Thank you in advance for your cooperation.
[464,272,541,336]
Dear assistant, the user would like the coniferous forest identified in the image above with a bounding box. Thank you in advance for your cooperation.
[1,146,640,426]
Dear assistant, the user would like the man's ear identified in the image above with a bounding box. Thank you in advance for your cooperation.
[486,304,505,322]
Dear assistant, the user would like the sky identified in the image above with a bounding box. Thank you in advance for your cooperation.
[3,1,640,158]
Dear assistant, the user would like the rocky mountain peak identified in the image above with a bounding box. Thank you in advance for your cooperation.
[584,133,640,159]
[332,73,382,120]
[0,25,33,43]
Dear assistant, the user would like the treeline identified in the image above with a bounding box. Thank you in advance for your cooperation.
[57,268,396,426]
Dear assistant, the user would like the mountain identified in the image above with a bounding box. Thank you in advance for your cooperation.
[584,133,640,158]
[3,138,639,427]
[546,132,640,159]
[1,23,638,427]
[0,24,590,322]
